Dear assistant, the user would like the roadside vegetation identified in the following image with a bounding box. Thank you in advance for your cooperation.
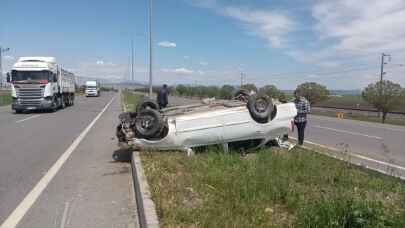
[0,92,12,106]
[122,88,405,226]
[136,80,404,125]
[141,148,405,227]
[121,89,142,111]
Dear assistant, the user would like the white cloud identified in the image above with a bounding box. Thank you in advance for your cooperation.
[312,0,405,52]
[3,55,15,61]
[158,41,177,48]
[96,60,104,65]
[71,61,149,83]
[161,67,194,75]
[199,61,208,66]
[187,0,217,9]
[224,7,295,48]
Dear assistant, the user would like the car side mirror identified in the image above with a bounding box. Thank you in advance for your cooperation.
[6,72,11,83]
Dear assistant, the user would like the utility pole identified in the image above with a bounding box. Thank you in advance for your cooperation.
[0,46,10,88]
[148,0,153,98]
[131,39,134,82]
[240,72,244,87]
[379,53,391,92]
[380,53,390,83]
[378,53,391,117]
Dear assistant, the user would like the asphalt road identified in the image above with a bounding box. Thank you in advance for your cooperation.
[298,115,405,167]
[0,92,137,228]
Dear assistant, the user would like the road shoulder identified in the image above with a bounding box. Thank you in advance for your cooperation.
[16,96,138,228]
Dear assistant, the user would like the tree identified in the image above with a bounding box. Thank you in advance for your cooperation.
[362,80,403,123]
[176,85,188,96]
[241,83,258,93]
[259,84,288,100]
[296,82,329,105]
[219,85,235,99]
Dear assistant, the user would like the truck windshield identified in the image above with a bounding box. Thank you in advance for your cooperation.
[11,70,55,82]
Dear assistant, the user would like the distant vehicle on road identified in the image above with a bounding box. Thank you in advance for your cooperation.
[116,92,297,157]
[6,57,76,113]
[85,81,100,97]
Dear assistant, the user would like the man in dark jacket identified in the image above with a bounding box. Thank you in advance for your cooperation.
[294,90,310,145]
[157,84,169,109]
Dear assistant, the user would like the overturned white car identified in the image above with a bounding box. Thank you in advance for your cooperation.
[116,92,297,157]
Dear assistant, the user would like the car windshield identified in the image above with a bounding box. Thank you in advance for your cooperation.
[11,70,53,82]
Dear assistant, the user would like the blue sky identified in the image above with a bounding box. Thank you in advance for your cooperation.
[1,0,405,89]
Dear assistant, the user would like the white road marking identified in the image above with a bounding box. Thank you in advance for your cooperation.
[290,137,405,177]
[313,125,382,140]
[16,115,41,123]
[0,96,115,228]
[60,202,70,228]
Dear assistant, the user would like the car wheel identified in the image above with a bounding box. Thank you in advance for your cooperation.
[134,109,163,139]
[247,94,274,123]
[233,89,250,102]
[136,98,160,113]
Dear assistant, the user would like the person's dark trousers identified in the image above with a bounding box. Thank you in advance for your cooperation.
[295,121,307,145]
[159,103,167,109]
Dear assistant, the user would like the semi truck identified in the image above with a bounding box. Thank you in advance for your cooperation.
[85,80,100,97]
[6,57,76,113]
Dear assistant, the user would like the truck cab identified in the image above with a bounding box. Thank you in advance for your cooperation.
[85,81,100,97]
[7,57,75,113]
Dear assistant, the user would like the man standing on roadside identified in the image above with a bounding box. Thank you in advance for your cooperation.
[294,90,310,145]
[157,84,169,109]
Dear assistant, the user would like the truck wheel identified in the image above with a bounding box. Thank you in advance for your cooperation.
[51,97,58,112]
[247,94,274,123]
[233,89,250,102]
[14,109,22,114]
[134,109,163,139]
[61,96,66,109]
[136,98,159,113]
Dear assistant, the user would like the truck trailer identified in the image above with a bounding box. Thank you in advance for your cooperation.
[6,57,76,113]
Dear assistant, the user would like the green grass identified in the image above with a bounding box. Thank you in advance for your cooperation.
[0,94,12,106]
[316,95,405,113]
[121,90,143,111]
[141,148,405,227]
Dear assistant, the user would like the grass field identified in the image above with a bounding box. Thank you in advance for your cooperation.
[121,90,143,111]
[0,93,12,106]
[314,95,405,126]
[316,95,405,113]
[122,91,405,227]
[142,149,405,227]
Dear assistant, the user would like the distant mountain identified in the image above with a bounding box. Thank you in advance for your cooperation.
[329,90,361,96]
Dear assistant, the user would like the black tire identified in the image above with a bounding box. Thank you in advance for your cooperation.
[247,94,274,123]
[136,98,159,113]
[112,153,120,162]
[60,96,65,109]
[14,109,23,114]
[134,109,163,138]
[233,89,250,102]
[51,97,58,112]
